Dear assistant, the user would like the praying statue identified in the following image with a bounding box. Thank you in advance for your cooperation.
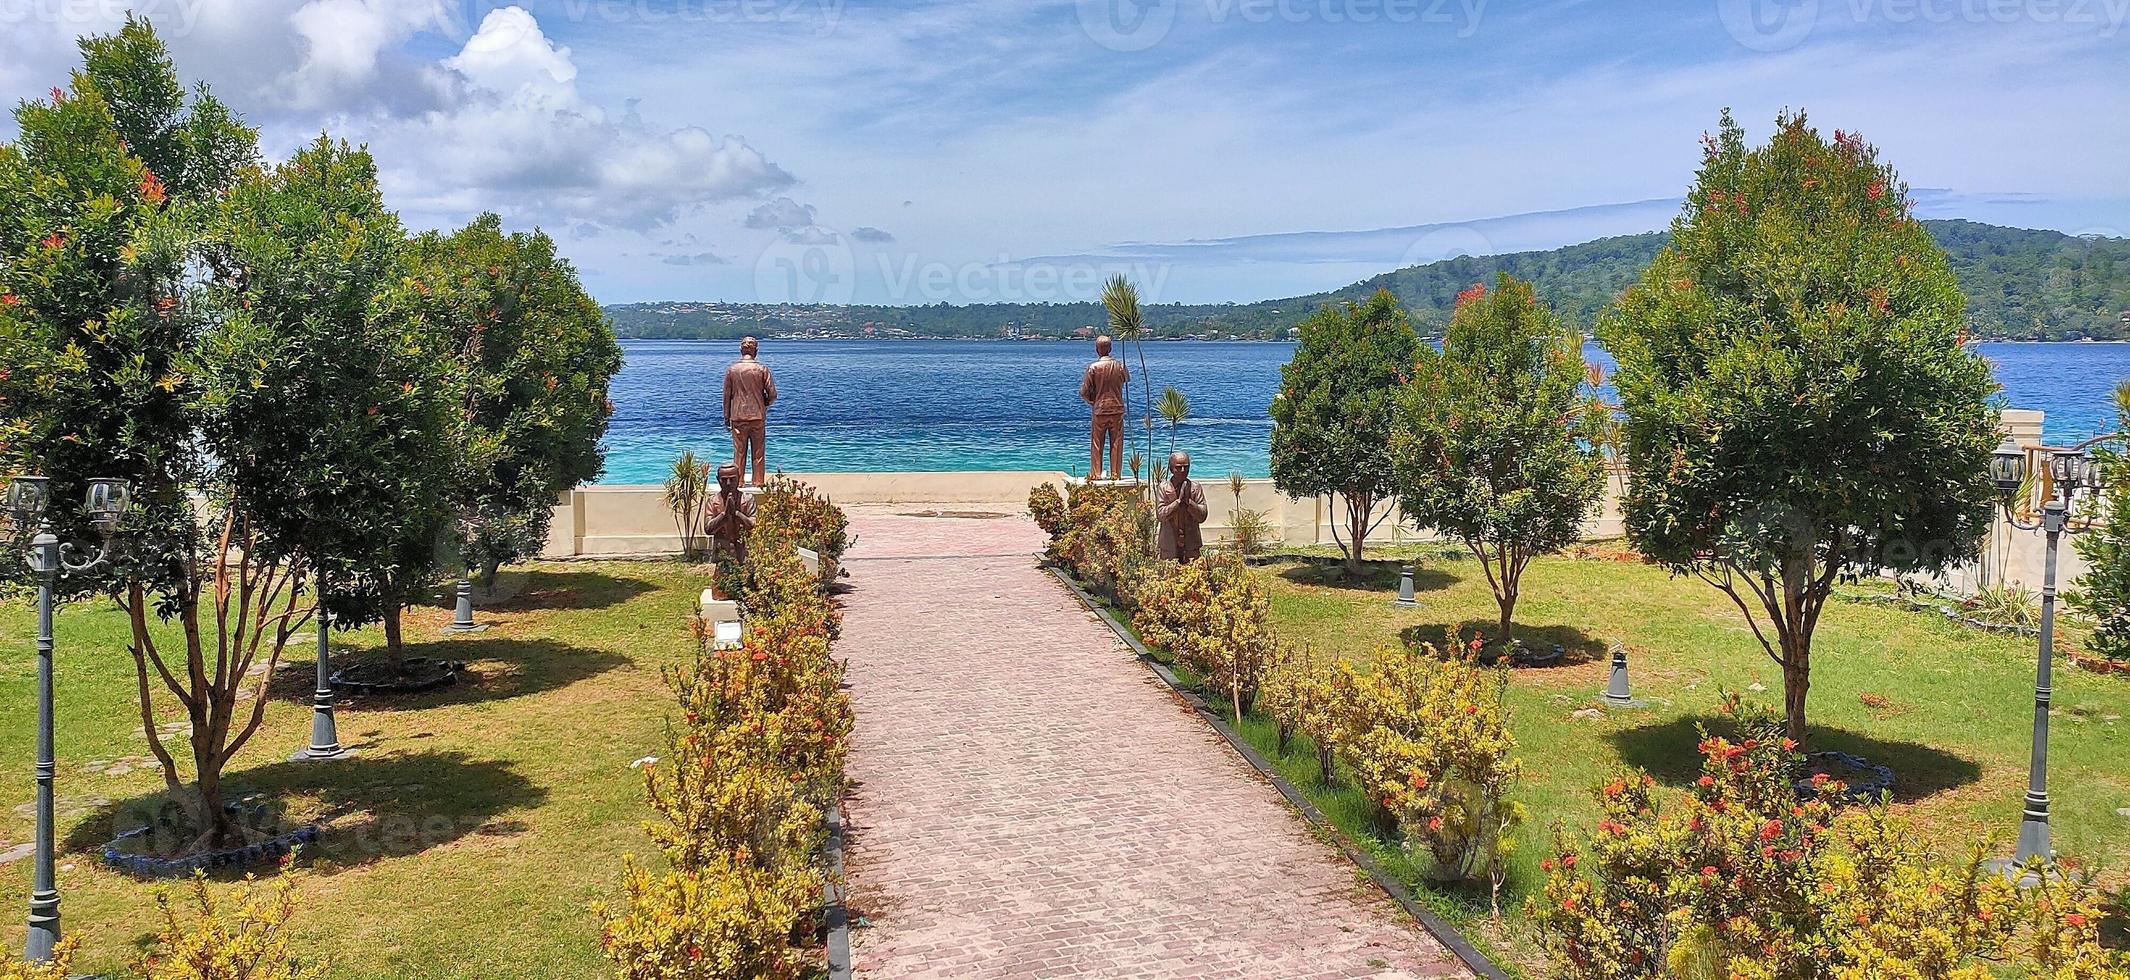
[1156,451,1208,563]
[702,462,757,566]
[723,336,778,486]
[1080,334,1129,480]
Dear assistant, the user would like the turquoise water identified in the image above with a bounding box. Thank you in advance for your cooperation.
[597,339,2130,484]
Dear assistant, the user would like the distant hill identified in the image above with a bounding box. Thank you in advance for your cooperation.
[607,219,2130,342]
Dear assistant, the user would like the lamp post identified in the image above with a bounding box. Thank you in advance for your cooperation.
[303,568,346,760]
[1986,435,2108,872]
[7,474,131,964]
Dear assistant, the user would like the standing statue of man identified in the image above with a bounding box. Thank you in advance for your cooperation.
[723,336,777,486]
[1156,451,1208,563]
[1079,334,1129,481]
[702,462,757,567]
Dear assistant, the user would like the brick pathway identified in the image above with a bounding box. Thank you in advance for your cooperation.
[838,512,1472,979]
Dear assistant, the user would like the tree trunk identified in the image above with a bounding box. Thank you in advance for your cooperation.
[1780,635,1811,743]
[1495,594,1516,647]
[383,602,405,671]
[1275,721,1294,755]
[1343,493,1371,579]
[189,738,236,848]
[1316,743,1336,786]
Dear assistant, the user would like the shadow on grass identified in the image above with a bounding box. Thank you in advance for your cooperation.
[272,638,628,712]
[1606,715,1983,804]
[437,568,663,613]
[1277,559,1459,594]
[1397,621,1608,667]
[64,749,544,877]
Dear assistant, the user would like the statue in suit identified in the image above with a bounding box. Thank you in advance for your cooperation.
[1079,335,1129,481]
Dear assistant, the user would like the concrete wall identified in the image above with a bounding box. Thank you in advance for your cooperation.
[543,408,2087,600]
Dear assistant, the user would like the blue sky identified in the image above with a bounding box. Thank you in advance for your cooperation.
[4,0,2127,305]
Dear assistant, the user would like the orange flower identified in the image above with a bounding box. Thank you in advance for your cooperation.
[138,171,167,205]
[40,232,66,250]
[0,293,18,307]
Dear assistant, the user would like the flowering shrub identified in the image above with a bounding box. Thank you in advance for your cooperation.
[596,854,816,980]
[1528,695,2050,979]
[1332,646,1522,897]
[2020,873,2130,978]
[1256,643,1342,784]
[752,477,851,590]
[1131,554,1275,723]
[138,866,326,980]
[1051,483,1154,602]
[603,488,852,978]
[1028,483,1068,540]
[1,941,73,980]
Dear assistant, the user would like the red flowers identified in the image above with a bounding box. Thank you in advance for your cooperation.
[2066,913,2088,928]
[1454,282,1487,308]
[0,293,18,308]
[1759,820,1782,842]
[138,171,167,206]
[1867,181,1885,201]
[40,232,66,251]
[1697,775,1715,788]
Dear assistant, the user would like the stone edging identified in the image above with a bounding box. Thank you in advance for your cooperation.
[1046,566,1512,980]
[825,805,853,980]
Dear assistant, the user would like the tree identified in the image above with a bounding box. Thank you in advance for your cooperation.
[666,449,712,561]
[1396,274,1604,644]
[2069,381,2130,663]
[400,214,622,590]
[1599,111,2000,741]
[1269,289,1418,578]
[3,22,454,848]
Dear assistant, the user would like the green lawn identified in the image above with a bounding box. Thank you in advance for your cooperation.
[1238,546,2130,976]
[0,561,708,979]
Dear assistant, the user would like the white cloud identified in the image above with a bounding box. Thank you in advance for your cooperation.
[744,197,817,230]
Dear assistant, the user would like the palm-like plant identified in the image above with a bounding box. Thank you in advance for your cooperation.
[1104,274,1155,486]
[663,450,711,559]
[1156,386,1190,451]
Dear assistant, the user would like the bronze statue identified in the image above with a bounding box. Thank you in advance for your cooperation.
[702,462,757,566]
[723,336,778,486]
[1079,334,1129,480]
[1155,451,1208,562]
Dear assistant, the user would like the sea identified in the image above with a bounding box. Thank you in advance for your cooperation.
[596,339,2130,484]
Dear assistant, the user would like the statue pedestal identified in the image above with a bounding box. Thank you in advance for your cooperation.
[1072,476,1145,489]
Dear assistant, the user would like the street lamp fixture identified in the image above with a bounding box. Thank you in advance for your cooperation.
[1986,436,2111,876]
[8,475,131,963]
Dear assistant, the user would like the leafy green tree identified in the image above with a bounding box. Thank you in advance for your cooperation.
[2069,381,2130,663]
[1269,289,1418,577]
[1599,111,2000,741]
[1396,274,1604,643]
[400,214,622,587]
[3,23,455,847]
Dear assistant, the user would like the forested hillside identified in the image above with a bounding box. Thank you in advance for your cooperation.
[610,220,2130,341]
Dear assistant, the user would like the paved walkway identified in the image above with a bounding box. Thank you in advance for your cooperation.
[838,512,1471,979]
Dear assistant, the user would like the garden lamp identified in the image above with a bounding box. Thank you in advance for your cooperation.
[5,475,51,530]
[1989,436,2026,497]
[84,478,132,536]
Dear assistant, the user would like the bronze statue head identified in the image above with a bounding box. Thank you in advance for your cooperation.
[1094,335,1112,357]
[1169,451,1190,485]
[717,462,742,494]
[740,336,759,358]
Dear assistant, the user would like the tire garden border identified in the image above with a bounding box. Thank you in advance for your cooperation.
[1046,566,1511,980]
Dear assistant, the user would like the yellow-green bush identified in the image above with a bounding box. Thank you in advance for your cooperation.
[602,477,853,979]
[3,942,74,980]
[1049,483,1154,601]
[1028,483,1068,540]
[138,868,325,980]
[1257,644,1342,785]
[1333,645,1522,896]
[1130,554,1275,723]
[1522,696,2130,980]
[595,855,817,980]
[752,477,851,591]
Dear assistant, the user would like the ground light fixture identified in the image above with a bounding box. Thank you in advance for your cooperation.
[6,474,132,963]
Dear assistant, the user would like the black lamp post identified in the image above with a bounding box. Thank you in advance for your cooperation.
[7,474,131,964]
[1986,435,2104,872]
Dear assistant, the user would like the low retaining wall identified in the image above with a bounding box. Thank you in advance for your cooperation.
[542,408,2086,599]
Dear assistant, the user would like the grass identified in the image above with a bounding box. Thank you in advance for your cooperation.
[0,561,709,978]
[1200,545,2129,976]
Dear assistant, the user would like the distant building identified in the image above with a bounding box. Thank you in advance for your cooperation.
[1287,326,1301,340]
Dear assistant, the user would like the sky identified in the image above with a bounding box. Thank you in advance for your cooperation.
[3,0,2127,306]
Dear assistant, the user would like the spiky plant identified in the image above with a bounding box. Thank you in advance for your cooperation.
[1156,386,1190,451]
